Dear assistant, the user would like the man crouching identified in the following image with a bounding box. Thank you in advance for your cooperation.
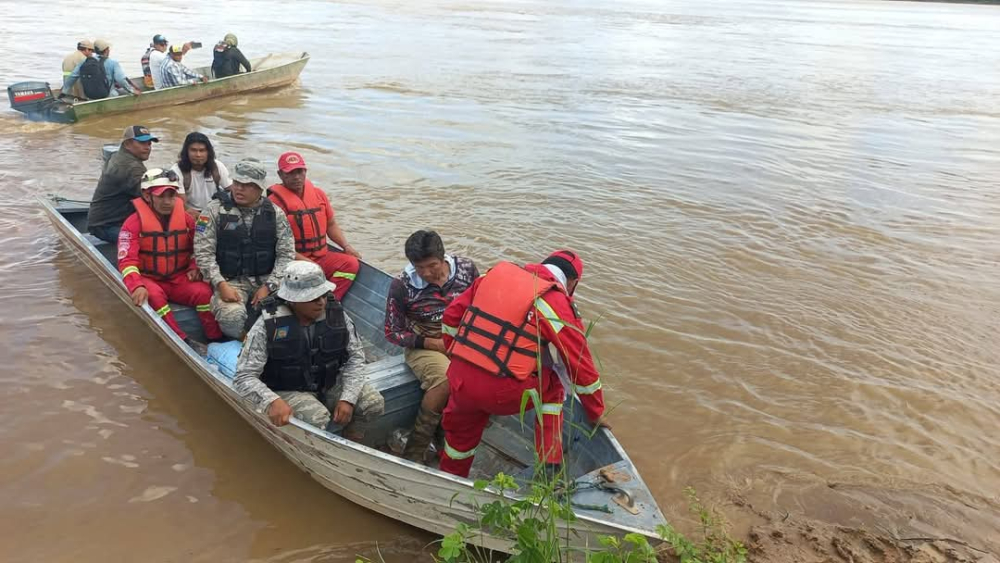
[233,261,384,441]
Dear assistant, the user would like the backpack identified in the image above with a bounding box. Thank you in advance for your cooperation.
[80,57,111,99]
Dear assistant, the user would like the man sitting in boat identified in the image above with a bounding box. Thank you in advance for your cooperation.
[193,158,295,339]
[211,33,251,79]
[438,251,608,478]
[233,260,385,440]
[383,230,479,463]
[61,39,93,99]
[88,125,158,243]
[267,152,361,302]
[117,169,224,346]
[63,39,141,99]
[170,132,232,214]
[159,45,208,87]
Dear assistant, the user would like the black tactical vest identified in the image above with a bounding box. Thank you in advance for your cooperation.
[216,199,277,280]
[261,297,351,395]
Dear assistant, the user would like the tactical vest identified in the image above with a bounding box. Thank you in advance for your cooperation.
[216,198,278,280]
[261,297,351,394]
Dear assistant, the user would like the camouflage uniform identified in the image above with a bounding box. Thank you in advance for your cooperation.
[193,197,295,338]
[232,307,385,433]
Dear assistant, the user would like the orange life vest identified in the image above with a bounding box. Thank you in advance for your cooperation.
[133,197,192,279]
[449,261,560,380]
[268,181,328,258]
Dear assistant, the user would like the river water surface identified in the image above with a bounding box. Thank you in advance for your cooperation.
[1,0,999,560]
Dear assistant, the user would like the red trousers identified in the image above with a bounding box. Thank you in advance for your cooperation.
[310,251,359,301]
[143,273,223,341]
[440,358,566,478]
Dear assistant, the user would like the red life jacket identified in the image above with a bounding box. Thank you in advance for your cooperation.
[268,180,329,258]
[449,261,560,380]
[133,197,192,279]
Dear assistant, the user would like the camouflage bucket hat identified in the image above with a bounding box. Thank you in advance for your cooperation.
[277,261,336,303]
[232,158,267,189]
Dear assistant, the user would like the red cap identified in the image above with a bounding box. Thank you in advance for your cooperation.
[543,249,583,280]
[277,151,307,173]
[148,185,179,196]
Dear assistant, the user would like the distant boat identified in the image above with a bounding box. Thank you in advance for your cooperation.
[40,194,667,553]
[7,52,309,123]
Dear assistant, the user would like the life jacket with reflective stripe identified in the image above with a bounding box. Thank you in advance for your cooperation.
[215,199,278,280]
[133,197,191,279]
[261,297,351,395]
[268,181,328,258]
[449,261,560,380]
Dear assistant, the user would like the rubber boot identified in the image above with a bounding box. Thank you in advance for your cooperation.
[403,407,442,463]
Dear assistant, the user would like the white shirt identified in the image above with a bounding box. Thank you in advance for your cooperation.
[149,49,167,89]
[171,161,232,211]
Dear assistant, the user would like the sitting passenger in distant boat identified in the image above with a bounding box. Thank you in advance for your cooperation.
[192,158,295,339]
[169,132,232,214]
[159,45,208,87]
[61,39,93,99]
[64,39,141,99]
[383,230,479,463]
[88,125,158,243]
[211,33,251,79]
[233,260,385,439]
[117,168,224,346]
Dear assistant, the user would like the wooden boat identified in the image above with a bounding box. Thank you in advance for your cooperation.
[41,195,667,553]
[8,52,308,124]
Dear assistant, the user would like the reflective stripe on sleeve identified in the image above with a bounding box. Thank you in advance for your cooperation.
[195,304,212,312]
[155,304,171,317]
[541,402,563,416]
[441,323,458,337]
[332,271,357,281]
[121,266,141,278]
[533,297,564,334]
[575,380,602,395]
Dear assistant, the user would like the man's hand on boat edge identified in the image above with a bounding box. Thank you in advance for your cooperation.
[268,398,293,426]
[131,286,148,306]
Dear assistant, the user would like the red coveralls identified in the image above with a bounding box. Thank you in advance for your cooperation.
[438,263,605,477]
[117,200,223,341]
[268,180,359,301]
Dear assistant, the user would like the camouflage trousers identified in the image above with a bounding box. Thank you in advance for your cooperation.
[277,381,385,436]
[210,277,261,339]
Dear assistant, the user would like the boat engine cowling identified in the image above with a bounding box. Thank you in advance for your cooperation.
[8,81,58,114]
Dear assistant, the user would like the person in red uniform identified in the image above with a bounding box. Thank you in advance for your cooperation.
[267,152,360,302]
[117,168,224,344]
[438,250,607,478]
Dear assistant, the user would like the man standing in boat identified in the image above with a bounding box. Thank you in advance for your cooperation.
[383,230,479,463]
[88,125,157,243]
[438,250,607,478]
[267,152,360,302]
[117,169,223,345]
[193,158,295,339]
[233,260,384,440]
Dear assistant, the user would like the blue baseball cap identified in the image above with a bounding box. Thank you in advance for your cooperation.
[152,34,168,45]
[122,125,159,143]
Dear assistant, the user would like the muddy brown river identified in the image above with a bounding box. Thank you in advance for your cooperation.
[1,0,998,561]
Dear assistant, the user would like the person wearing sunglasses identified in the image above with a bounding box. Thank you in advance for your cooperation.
[88,125,158,243]
[233,260,384,440]
[116,168,224,347]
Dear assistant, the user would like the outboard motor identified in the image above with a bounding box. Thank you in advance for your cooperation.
[8,81,58,115]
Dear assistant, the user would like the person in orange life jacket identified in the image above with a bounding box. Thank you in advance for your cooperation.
[267,152,360,302]
[117,168,224,346]
[438,250,609,478]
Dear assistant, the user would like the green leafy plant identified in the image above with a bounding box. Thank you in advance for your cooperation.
[655,488,747,563]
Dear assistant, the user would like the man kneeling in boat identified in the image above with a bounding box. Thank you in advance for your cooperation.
[233,261,385,439]
[117,169,224,346]
[193,158,296,339]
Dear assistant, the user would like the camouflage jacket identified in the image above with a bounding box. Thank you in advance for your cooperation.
[193,196,296,288]
[233,307,368,415]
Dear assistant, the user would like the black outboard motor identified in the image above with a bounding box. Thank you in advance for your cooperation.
[8,81,58,114]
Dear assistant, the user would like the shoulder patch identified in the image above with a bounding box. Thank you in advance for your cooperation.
[118,230,132,241]
[196,215,210,226]
[273,326,290,340]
